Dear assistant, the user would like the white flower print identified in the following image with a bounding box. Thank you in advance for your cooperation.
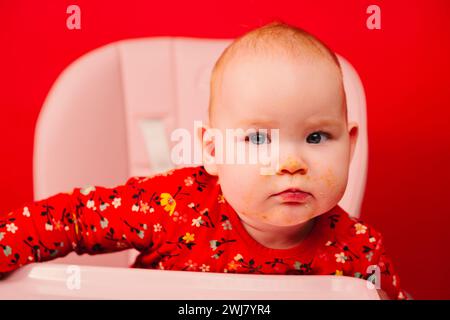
[0,232,5,241]
[112,197,121,209]
[22,206,30,217]
[184,176,194,186]
[149,207,154,213]
[354,223,367,235]
[200,264,210,272]
[99,202,110,212]
[184,259,197,271]
[335,252,347,264]
[210,240,218,251]
[153,223,162,232]
[139,201,150,213]
[222,220,232,230]
[3,246,12,256]
[325,241,333,246]
[132,204,139,212]
[234,253,243,261]
[369,237,376,243]
[45,222,53,231]
[86,200,95,209]
[100,218,109,229]
[188,202,195,209]
[80,186,96,196]
[6,223,18,234]
[192,216,203,227]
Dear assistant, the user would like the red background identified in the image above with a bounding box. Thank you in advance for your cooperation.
[1,0,449,299]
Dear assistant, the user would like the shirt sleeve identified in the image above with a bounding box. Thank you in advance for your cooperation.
[0,170,178,274]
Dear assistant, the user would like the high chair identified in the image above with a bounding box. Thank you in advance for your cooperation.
[8,37,371,299]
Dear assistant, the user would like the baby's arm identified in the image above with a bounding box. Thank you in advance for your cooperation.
[0,171,176,274]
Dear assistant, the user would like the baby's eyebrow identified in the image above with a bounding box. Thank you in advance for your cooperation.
[237,118,342,128]
[305,118,342,128]
[237,119,278,127]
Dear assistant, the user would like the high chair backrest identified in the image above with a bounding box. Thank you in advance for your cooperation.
[33,37,368,266]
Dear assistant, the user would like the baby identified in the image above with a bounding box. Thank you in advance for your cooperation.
[0,22,407,300]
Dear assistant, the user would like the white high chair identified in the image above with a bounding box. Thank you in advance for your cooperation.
[33,37,368,268]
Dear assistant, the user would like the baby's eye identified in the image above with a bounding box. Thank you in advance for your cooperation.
[306,131,331,144]
[245,131,271,145]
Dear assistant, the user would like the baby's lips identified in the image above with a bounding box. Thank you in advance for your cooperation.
[272,187,307,196]
[271,188,312,202]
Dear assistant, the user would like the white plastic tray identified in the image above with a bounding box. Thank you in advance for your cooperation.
[0,263,381,300]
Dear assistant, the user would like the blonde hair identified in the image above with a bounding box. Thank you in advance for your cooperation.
[208,21,345,125]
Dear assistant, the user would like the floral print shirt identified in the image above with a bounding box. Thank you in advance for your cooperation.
[0,165,407,299]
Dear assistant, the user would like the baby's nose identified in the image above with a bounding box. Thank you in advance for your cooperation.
[276,155,308,175]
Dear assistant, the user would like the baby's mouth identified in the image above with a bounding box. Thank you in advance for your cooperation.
[271,188,312,203]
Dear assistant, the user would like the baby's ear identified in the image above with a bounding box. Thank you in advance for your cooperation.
[198,123,219,176]
[347,121,359,163]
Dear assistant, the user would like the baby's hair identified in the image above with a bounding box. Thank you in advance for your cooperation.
[208,21,346,125]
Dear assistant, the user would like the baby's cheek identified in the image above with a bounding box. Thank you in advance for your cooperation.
[312,167,347,201]
[318,167,338,189]
[309,168,338,196]
[236,188,255,214]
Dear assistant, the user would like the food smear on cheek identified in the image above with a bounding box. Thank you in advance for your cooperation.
[312,167,337,189]
[239,188,256,217]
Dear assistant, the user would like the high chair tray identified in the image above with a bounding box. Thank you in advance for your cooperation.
[0,263,381,299]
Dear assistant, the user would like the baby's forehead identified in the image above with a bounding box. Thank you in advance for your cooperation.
[209,36,345,126]
[222,55,344,101]
[220,63,345,124]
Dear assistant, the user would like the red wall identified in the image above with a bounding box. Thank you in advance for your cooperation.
[1,0,449,299]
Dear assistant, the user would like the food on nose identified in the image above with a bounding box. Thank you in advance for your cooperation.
[278,157,307,174]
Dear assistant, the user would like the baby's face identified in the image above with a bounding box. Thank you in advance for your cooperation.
[206,54,358,228]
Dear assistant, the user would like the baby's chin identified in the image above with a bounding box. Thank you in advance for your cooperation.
[241,206,319,228]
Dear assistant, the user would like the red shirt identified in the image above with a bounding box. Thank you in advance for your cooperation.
[0,165,407,299]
